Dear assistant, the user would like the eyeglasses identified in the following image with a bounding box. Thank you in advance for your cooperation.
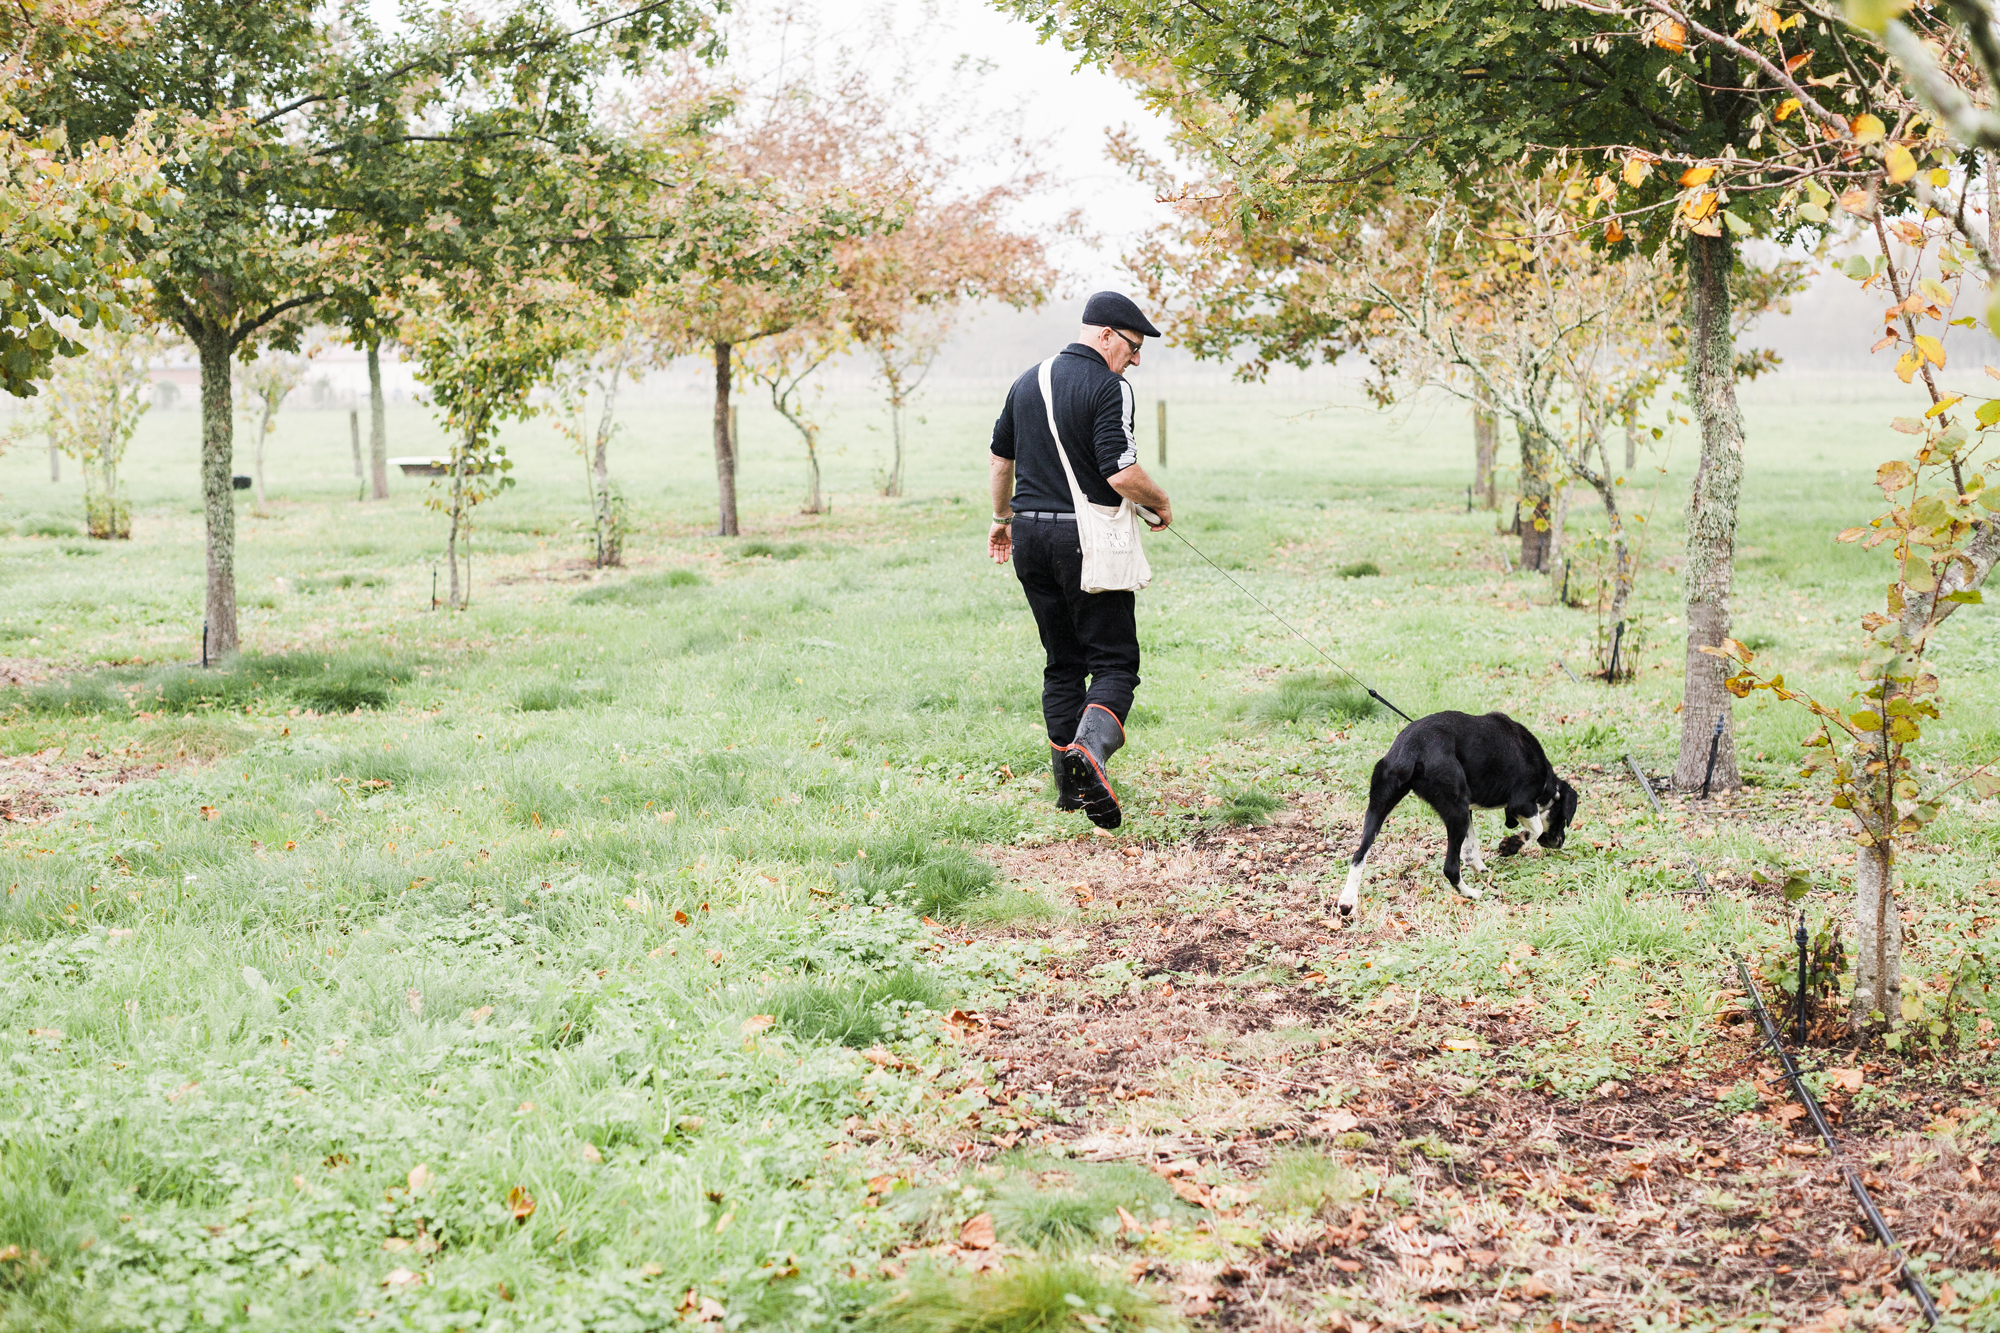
[1110,329,1143,355]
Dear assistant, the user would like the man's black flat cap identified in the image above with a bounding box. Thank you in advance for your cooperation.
[1081,291,1161,338]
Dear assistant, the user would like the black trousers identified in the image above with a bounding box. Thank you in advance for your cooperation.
[1011,516,1140,744]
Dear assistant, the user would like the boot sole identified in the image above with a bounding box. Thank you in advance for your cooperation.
[1062,746,1121,830]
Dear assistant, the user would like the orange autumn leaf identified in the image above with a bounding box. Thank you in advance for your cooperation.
[507,1185,536,1220]
[1678,165,1715,187]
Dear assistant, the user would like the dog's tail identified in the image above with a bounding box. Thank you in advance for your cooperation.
[1350,752,1417,868]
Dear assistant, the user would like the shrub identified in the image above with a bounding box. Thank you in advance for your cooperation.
[864,1260,1173,1333]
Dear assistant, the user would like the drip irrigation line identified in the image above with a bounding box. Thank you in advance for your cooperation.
[1139,508,1413,723]
[1623,751,1939,1327]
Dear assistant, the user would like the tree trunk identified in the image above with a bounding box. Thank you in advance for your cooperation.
[884,393,906,498]
[1673,232,1744,793]
[713,341,739,537]
[1517,422,1553,571]
[1624,414,1640,471]
[1547,482,1572,598]
[254,402,272,507]
[1852,838,1900,1031]
[195,331,239,656]
[47,429,58,482]
[367,340,389,500]
[1473,407,1499,509]
[592,371,620,565]
[447,429,468,609]
[349,408,363,481]
[803,423,824,515]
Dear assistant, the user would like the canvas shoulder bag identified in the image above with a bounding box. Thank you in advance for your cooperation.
[1037,357,1151,594]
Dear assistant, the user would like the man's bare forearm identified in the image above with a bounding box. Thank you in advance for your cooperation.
[1108,463,1170,515]
[991,456,1016,517]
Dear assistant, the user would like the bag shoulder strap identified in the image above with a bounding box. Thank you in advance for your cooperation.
[1037,357,1091,513]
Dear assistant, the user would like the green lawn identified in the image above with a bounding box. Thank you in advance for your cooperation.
[0,373,1995,1330]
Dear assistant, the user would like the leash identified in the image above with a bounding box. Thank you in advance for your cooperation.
[1623,752,1940,1327]
[1138,508,1415,724]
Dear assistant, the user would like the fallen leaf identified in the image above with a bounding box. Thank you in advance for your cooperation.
[705,949,724,965]
[200,805,219,820]
[468,1005,493,1025]
[1324,1109,1361,1133]
[674,909,690,925]
[405,989,423,1017]
[1830,1067,1864,1093]
[742,1015,775,1036]
[581,1144,603,1164]
[1116,1205,1143,1234]
[381,1267,424,1288]
[1170,1179,1214,1208]
[1519,1276,1558,1300]
[960,1213,996,1249]
[407,1164,434,1195]
[507,1186,535,1221]
[381,1237,412,1252]
[866,1174,898,1195]
[945,1009,981,1032]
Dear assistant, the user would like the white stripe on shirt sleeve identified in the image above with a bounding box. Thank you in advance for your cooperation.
[1115,378,1137,471]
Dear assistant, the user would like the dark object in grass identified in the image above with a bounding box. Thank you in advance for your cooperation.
[1251,672,1379,726]
[767,967,950,1048]
[1337,560,1380,578]
[1496,834,1525,857]
[232,475,252,490]
[574,570,703,606]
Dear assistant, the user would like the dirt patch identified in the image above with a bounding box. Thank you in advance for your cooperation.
[943,794,1981,1330]
[0,740,200,823]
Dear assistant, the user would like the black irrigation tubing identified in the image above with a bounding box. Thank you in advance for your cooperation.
[1623,751,1941,1327]
[1138,508,1415,723]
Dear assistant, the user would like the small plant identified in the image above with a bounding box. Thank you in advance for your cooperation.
[843,833,999,918]
[516,679,608,712]
[988,1160,1183,1252]
[1335,560,1380,578]
[864,1259,1173,1333]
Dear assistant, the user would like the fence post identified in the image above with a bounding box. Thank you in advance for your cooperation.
[1156,400,1167,467]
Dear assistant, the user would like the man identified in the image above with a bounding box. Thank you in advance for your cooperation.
[987,292,1173,831]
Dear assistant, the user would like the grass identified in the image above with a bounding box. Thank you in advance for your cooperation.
[864,1261,1174,1333]
[1257,1147,1368,1215]
[988,1158,1186,1251]
[0,374,1993,1327]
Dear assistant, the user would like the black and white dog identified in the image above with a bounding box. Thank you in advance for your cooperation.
[1338,711,1578,916]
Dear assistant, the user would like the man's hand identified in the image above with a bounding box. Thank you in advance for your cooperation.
[988,520,1013,563]
[1137,502,1171,531]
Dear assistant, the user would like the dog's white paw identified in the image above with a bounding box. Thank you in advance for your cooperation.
[1336,863,1363,918]
[1453,880,1484,902]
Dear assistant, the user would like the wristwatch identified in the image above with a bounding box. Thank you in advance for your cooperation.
[991,514,1013,524]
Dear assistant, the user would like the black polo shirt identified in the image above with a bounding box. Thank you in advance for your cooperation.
[989,343,1137,511]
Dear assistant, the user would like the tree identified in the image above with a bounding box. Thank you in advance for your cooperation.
[1010,0,1888,790]
[37,321,161,538]
[394,271,580,609]
[840,183,1057,498]
[549,310,646,565]
[23,0,716,654]
[236,350,308,509]
[1708,0,2000,1035]
[739,320,846,515]
[0,1,173,399]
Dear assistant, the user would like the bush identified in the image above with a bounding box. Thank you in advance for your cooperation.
[574,570,704,606]
[864,1260,1173,1333]
[1250,672,1379,727]
[766,968,950,1047]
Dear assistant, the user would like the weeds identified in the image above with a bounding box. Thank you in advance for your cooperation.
[767,967,952,1047]
[1258,1147,1367,1215]
[1206,783,1283,827]
[1250,672,1379,727]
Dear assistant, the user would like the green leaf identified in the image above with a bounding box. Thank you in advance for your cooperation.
[1944,589,1983,604]
[1782,875,1812,903]
[1722,210,1752,237]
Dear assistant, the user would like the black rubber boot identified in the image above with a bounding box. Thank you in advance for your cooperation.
[1062,703,1125,830]
[1051,743,1083,811]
